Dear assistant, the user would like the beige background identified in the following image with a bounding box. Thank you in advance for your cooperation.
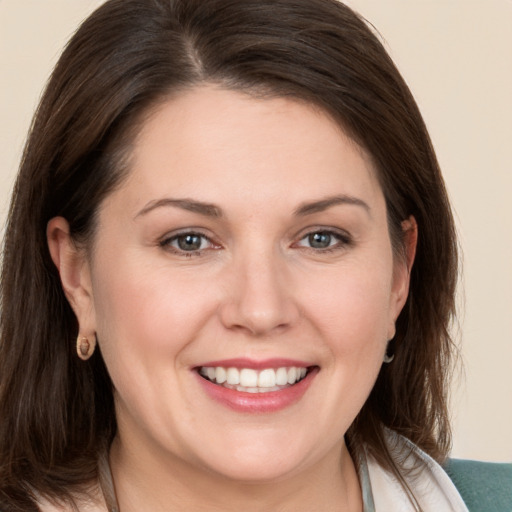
[1,1,511,462]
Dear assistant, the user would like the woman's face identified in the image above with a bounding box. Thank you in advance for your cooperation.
[65,86,412,481]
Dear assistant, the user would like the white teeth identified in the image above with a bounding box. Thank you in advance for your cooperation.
[240,369,258,387]
[258,368,276,387]
[239,386,259,393]
[215,367,227,384]
[287,367,297,384]
[226,367,240,385]
[276,367,288,386]
[261,386,282,392]
[199,365,309,392]
[207,367,216,381]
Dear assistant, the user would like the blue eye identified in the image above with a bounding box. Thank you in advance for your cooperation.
[161,232,212,253]
[297,230,350,250]
[307,232,334,249]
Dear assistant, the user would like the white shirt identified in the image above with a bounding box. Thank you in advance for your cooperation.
[362,431,469,511]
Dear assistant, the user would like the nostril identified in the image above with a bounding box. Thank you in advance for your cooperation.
[219,301,298,337]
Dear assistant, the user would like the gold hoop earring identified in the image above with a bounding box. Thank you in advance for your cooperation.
[77,334,96,360]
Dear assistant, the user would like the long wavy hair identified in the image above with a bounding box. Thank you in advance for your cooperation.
[0,0,458,509]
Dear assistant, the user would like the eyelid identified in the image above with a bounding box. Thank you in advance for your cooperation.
[159,228,221,254]
[292,226,353,250]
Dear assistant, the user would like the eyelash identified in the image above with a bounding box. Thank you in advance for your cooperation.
[159,231,218,257]
[159,228,352,257]
[294,229,352,253]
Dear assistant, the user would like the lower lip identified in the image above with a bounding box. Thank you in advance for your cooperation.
[195,368,318,413]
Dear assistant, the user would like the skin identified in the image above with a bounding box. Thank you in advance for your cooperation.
[48,86,416,512]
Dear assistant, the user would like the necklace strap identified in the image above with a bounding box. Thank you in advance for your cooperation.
[98,449,120,512]
[357,449,376,512]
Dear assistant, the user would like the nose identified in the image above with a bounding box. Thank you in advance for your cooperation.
[219,248,300,337]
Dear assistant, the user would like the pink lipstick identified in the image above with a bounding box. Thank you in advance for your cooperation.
[194,358,318,413]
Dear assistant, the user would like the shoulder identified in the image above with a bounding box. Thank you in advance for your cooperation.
[443,458,512,512]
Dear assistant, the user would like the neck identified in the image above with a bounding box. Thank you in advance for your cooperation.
[108,436,362,512]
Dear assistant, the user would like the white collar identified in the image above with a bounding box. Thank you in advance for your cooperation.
[361,431,469,512]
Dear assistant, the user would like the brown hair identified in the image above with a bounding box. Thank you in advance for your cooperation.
[0,0,458,509]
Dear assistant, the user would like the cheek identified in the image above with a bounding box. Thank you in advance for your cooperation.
[88,260,216,422]
[293,265,394,440]
[90,257,220,362]
[299,262,394,348]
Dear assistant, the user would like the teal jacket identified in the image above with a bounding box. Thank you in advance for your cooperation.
[444,459,512,511]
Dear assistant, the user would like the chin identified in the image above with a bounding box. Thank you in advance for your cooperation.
[188,430,319,483]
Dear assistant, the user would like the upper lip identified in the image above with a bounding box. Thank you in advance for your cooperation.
[194,358,314,370]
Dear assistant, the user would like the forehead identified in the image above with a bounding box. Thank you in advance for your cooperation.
[116,85,384,214]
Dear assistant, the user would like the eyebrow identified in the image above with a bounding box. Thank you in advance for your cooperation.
[134,198,222,219]
[134,194,370,220]
[294,195,371,216]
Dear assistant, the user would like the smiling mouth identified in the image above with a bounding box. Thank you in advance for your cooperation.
[198,366,311,393]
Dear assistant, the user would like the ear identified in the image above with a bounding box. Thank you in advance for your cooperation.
[47,217,96,336]
[388,216,418,338]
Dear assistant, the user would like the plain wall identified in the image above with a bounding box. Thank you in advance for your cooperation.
[1,0,511,462]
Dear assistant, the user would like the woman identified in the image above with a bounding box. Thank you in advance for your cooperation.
[0,0,509,511]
